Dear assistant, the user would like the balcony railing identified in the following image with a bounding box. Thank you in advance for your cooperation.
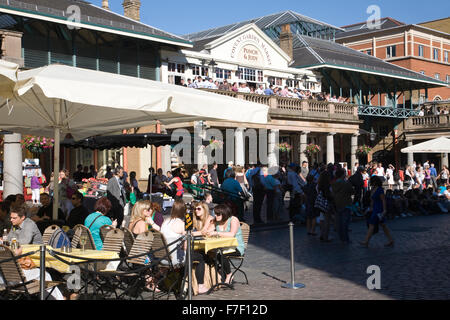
[200,89,359,122]
[404,114,450,131]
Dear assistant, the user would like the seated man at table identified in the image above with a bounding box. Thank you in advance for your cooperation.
[67,192,89,230]
[7,205,43,245]
[31,193,66,234]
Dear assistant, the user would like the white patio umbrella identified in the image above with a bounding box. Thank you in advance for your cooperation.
[0,62,269,219]
[401,137,450,153]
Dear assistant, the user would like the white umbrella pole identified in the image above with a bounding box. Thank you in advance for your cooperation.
[53,100,61,221]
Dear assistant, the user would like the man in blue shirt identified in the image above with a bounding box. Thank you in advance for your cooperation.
[223,161,234,180]
[287,163,304,221]
[264,84,274,96]
[261,167,279,222]
[221,170,244,220]
[430,163,438,190]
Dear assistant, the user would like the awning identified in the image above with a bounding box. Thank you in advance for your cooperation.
[401,137,450,153]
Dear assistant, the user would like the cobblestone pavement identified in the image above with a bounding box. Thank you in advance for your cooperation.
[193,212,450,300]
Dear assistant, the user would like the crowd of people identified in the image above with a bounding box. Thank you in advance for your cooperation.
[417,105,449,116]
[1,157,449,299]
[178,76,350,103]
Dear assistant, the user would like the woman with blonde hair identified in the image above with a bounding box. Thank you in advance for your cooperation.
[192,201,214,237]
[129,200,164,236]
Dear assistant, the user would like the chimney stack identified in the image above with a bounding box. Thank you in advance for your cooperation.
[102,0,110,10]
[279,24,293,60]
[122,0,141,21]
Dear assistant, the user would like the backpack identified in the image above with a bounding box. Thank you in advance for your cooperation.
[393,171,400,182]
[48,228,72,248]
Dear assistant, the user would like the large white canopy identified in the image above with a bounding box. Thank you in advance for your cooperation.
[401,137,450,153]
[0,60,269,219]
[0,62,268,140]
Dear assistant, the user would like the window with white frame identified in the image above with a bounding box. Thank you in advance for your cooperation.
[168,62,185,74]
[433,48,439,61]
[238,67,262,82]
[386,45,396,58]
[268,76,283,86]
[445,51,449,63]
[215,68,232,80]
[191,65,208,77]
[418,45,424,57]
[446,74,449,83]
[435,73,440,80]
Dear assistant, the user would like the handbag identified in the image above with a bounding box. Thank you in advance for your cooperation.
[314,191,330,213]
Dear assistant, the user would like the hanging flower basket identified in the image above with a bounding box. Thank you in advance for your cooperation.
[356,145,372,157]
[208,139,224,150]
[304,143,320,157]
[278,142,292,153]
[21,135,54,153]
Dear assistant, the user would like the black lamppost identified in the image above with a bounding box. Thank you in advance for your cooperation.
[302,74,309,89]
[208,59,217,78]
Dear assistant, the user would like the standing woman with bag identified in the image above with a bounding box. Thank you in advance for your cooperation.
[30,170,42,205]
[315,171,334,242]
[360,176,394,248]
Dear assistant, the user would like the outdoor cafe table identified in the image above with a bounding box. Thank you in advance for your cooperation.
[193,237,238,294]
[21,244,120,274]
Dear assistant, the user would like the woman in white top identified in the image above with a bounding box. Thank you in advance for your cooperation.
[438,165,449,185]
[386,165,395,190]
[160,200,209,294]
[416,167,425,189]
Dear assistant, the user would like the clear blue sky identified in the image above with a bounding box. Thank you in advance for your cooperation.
[90,0,449,36]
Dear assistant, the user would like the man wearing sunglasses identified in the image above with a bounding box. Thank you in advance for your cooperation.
[67,192,89,229]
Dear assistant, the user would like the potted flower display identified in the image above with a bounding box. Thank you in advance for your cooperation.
[304,143,320,157]
[356,145,372,157]
[278,142,292,153]
[21,136,54,153]
[208,139,224,150]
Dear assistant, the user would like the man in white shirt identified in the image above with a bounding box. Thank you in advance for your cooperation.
[238,82,250,93]
[206,78,217,89]
[375,163,386,182]
[255,85,264,95]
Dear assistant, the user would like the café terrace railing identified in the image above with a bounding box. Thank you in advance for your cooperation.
[199,89,359,123]
[404,114,450,131]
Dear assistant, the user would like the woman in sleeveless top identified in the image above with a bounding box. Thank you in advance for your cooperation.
[207,204,245,285]
[129,200,164,237]
[360,176,394,248]
[438,166,449,185]
[160,200,209,294]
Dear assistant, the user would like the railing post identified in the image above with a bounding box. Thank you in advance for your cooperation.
[281,222,305,290]
[40,244,46,300]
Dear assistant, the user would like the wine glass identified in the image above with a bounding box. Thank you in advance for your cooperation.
[80,235,87,251]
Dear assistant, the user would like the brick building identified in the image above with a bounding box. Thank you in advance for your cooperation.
[335,17,450,168]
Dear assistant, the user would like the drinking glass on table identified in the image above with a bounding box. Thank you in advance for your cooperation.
[80,235,87,251]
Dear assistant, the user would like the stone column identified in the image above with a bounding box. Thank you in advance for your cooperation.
[235,128,245,167]
[442,153,449,168]
[194,121,207,170]
[351,133,359,172]
[326,132,336,165]
[161,145,172,176]
[407,140,414,166]
[299,131,309,164]
[3,133,23,197]
[268,129,279,173]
